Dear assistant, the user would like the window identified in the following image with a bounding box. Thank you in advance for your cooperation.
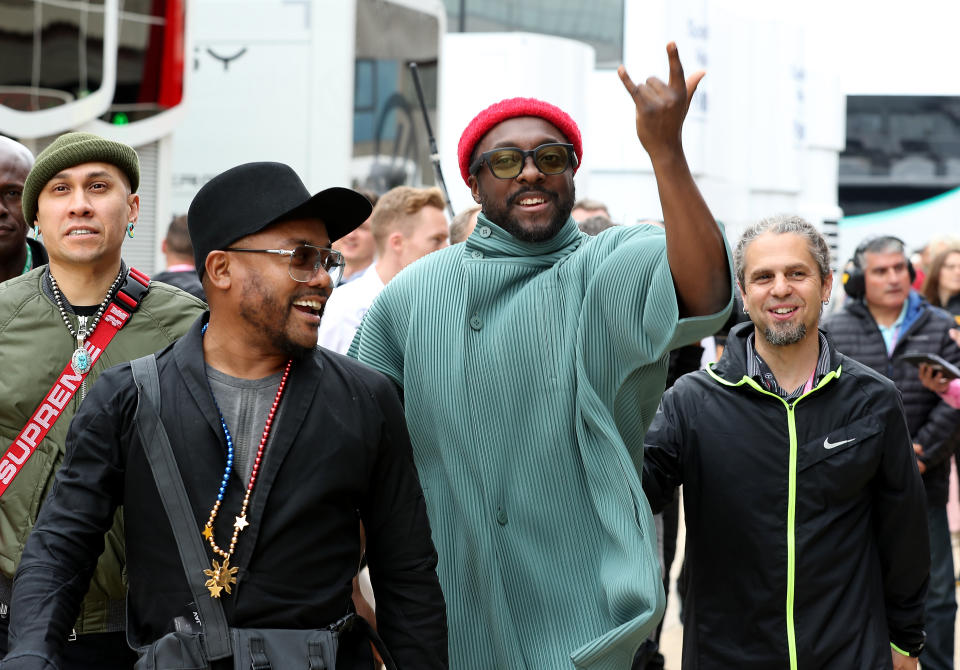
[443,0,624,68]
[839,96,960,215]
[0,0,184,124]
[353,0,441,192]
[0,0,107,111]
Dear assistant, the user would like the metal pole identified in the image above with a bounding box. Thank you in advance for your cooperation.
[408,61,456,220]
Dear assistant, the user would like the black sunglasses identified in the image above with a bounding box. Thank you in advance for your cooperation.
[223,244,344,284]
[469,142,577,179]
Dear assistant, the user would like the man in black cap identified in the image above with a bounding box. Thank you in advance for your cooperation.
[0,162,447,670]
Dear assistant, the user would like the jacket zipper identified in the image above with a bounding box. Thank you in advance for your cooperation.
[706,365,840,670]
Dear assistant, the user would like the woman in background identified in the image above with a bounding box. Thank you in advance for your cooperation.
[923,246,960,316]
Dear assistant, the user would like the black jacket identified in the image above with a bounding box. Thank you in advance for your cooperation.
[643,323,928,669]
[4,316,448,669]
[25,237,47,269]
[821,292,960,506]
[151,268,206,302]
[945,292,960,317]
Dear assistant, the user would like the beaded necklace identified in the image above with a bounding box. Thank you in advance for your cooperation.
[49,268,124,400]
[200,323,292,598]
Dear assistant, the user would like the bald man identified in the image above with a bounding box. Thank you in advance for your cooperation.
[0,137,44,284]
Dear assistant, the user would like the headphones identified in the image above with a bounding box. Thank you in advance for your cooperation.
[841,235,916,299]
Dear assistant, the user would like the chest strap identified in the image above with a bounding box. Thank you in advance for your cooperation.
[0,268,150,498]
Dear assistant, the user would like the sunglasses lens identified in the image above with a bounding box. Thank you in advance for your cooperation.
[535,145,569,174]
[287,245,318,281]
[288,245,345,284]
[326,257,344,285]
[488,149,524,178]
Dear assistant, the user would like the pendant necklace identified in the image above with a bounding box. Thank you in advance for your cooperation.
[200,323,292,598]
[49,268,124,400]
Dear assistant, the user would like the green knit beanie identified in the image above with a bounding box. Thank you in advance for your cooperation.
[22,132,140,227]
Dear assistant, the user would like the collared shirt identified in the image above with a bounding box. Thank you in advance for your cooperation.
[878,299,910,355]
[746,331,832,400]
[317,263,385,354]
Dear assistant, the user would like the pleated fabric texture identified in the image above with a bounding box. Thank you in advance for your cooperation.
[354,214,733,669]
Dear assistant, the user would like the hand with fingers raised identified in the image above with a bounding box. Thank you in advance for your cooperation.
[618,42,704,162]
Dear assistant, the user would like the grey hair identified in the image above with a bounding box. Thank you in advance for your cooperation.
[573,198,609,213]
[734,214,831,288]
[450,205,481,244]
[577,215,617,236]
[854,236,906,268]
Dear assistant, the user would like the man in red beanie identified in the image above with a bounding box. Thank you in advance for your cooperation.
[353,43,732,669]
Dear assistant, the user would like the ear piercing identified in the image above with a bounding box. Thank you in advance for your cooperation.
[126,221,135,238]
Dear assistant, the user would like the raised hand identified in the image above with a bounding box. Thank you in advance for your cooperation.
[617,42,704,161]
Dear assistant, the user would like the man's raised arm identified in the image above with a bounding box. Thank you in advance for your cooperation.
[619,42,730,317]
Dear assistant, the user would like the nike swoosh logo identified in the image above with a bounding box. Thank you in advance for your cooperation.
[823,437,855,450]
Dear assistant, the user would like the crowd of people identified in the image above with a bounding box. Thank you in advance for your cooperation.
[0,41,959,670]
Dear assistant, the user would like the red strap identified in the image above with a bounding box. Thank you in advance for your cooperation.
[0,269,149,497]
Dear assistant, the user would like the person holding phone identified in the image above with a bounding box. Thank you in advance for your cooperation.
[919,329,960,409]
[823,237,960,670]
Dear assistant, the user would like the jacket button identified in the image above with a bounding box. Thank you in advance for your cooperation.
[471,250,483,259]
[478,226,492,238]
[496,506,508,525]
[470,314,483,330]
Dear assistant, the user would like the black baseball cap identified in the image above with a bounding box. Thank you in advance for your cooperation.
[188,161,372,277]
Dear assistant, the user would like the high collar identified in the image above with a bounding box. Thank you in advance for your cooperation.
[846,290,927,332]
[712,321,842,383]
[463,212,582,265]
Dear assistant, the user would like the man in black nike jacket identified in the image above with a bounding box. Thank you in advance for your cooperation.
[644,216,928,669]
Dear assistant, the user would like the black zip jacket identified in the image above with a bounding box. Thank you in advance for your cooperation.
[643,323,928,669]
[821,293,960,506]
[2,316,448,670]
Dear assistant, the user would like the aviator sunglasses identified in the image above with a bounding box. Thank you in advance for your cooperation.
[223,244,345,284]
[469,142,578,179]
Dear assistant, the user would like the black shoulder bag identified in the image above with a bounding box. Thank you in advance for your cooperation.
[130,354,397,670]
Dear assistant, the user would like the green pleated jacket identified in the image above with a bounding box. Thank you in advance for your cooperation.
[353,215,733,669]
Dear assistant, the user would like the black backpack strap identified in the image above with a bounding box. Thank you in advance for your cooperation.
[130,354,233,661]
[248,635,272,670]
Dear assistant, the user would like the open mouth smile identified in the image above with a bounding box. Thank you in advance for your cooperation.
[292,297,325,321]
[768,306,799,321]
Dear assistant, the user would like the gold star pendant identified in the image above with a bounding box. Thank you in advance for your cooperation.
[202,525,213,540]
[203,558,238,598]
[204,561,223,597]
[234,514,249,531]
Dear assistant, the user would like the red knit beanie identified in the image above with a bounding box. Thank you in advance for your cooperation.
[457,97,583,185]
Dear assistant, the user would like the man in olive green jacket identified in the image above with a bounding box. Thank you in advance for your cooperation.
[0,132,205,667]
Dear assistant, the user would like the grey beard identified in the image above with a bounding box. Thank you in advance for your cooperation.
[765,322,807,346]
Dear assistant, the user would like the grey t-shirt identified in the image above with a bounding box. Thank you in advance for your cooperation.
[206,366,284,481]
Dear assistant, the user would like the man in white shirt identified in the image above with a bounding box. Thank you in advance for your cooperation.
[318,185,448,353]
[332,188,378,285]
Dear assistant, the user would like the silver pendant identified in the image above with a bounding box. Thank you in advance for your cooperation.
[71,347,92,374]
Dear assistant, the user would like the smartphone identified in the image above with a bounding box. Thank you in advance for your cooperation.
[901,352,960,380]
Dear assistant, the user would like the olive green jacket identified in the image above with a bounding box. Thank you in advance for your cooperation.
[0,266,205,633]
